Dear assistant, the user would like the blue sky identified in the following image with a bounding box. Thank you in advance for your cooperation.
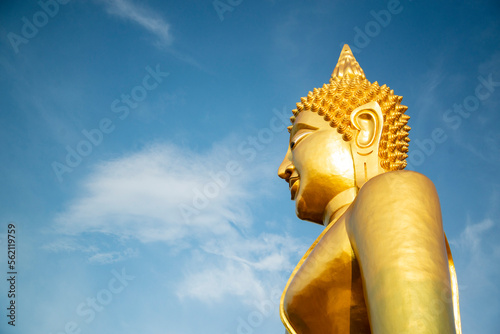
[0,0,499,333]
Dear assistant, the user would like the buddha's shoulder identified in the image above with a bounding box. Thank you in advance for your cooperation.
[359,170,436,197]
[345,171,442,238]
[351,170,440,215]
[346,171,445,248]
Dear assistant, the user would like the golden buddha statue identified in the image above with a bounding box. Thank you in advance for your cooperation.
[277,44,462,334]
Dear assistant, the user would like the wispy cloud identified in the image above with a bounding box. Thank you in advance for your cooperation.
[50,140,305,303]
[178,263,267,304]
[98,0,211,71]
[449,214,500,332]
[53,142,253,242]
[87,248,139,264]
[42,237,99,253]
[200,233,301,272]
[101,0,173,47]
[452,218,494,254]
[177,232,304,304]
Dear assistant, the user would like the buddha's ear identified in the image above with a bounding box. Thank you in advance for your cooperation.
[349,101,385,188]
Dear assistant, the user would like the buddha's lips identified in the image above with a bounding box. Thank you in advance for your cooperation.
[289,177,300,200]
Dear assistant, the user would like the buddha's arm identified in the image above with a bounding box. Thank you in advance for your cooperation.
[346,171,456,334]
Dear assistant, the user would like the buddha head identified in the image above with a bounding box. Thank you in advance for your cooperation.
[278,44,411,224]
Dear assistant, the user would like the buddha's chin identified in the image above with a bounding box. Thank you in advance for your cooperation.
[295,196,324,224]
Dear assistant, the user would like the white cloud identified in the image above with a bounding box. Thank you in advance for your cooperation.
[42,236,99,253]
[98,0,211,73]
[450,218,498,293]
[178,232,305,305]
[200,233,303,272]
[53,143,254,243]
[452,218,494,253]
[51,140,306,304]
[101,0,173,46]
[449,216,500,332]
[177,263,267,304]
[87,248,139,264]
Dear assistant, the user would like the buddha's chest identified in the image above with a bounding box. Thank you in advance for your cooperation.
[281,218,371,334]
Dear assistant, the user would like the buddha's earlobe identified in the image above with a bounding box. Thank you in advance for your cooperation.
[349,101,385,188]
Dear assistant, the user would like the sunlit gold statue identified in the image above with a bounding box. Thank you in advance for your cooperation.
[277,44,461,333]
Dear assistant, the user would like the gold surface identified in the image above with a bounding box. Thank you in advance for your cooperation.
[278,45,461,333]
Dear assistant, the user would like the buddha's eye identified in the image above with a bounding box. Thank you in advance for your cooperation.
[290,130,313,150]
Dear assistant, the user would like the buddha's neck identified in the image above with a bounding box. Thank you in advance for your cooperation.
[323,187,358,226]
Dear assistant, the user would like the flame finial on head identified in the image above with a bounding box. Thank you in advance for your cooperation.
[330,44,366,82]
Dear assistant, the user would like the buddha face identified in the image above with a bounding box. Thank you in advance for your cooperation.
[278,110,356,224]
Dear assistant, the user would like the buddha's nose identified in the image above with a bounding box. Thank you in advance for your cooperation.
[278,148,295,181]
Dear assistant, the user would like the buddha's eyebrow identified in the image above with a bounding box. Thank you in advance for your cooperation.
[291,123,319,138]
